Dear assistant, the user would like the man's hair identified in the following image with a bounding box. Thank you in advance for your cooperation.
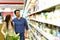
[14,9,20,15]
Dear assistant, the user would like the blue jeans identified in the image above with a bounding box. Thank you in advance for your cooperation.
[20,33,25,40]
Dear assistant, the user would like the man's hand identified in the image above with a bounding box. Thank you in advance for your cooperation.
[17,33,20,36]
[24,30,28,38]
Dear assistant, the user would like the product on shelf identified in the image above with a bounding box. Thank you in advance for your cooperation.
[30,15,34,18]
[45,12,49,20]
[40,13,45,21]
[56,27,60,37]
[35,13,41,20]
[35,14,39,20]
[51,25,56,36]
[35,0,39,11]
[31,21,38,27]
[36,31,41,39]
[41,35,48,40]
[38,23,43,30]
[29,27,38,40]
[30,31,34,40]
[47,12,54,21]
[43,24,51,33]
[29,24,36,34]
[33,14,36,18]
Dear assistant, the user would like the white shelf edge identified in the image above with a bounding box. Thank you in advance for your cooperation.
[28,18,60,27]
[28,10,40,16]
[29,22,55,40]
[29,26,40,40]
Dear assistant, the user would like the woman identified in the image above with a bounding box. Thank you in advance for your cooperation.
[1,15,19,40]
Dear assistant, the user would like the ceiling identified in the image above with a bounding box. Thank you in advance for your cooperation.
[0,0,24,10]
[0,4,24,10]
[0,0,24,2]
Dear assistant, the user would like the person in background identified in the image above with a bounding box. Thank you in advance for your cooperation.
[13,9,28,40]
[1,15,15,40]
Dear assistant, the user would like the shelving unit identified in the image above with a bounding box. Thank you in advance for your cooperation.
[28,18,60,27]
[24,0,60,40]
[29,22,55,40]
[29,26,40,40]
[24,0,60,17]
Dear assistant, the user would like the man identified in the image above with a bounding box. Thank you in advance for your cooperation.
[13,9,28,40]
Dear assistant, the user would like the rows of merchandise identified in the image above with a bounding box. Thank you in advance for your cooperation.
[24,0,60,40]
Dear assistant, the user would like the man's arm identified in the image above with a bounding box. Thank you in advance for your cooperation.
[24,18,29,38]
[12,19,16,34]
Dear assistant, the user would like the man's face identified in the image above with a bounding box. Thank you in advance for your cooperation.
[16,11,20,17]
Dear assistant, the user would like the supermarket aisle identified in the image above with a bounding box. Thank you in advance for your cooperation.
[24,0,60,40]
[0,0,60,40]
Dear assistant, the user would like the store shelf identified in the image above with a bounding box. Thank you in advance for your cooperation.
[25,0,31,11]
[29,22,55,40]
[25,0,37,11]
[28,18,60,27]
[29,26,40,40]
[28,10,40,16]
[28,5,59,16]
[26,0,60,16]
